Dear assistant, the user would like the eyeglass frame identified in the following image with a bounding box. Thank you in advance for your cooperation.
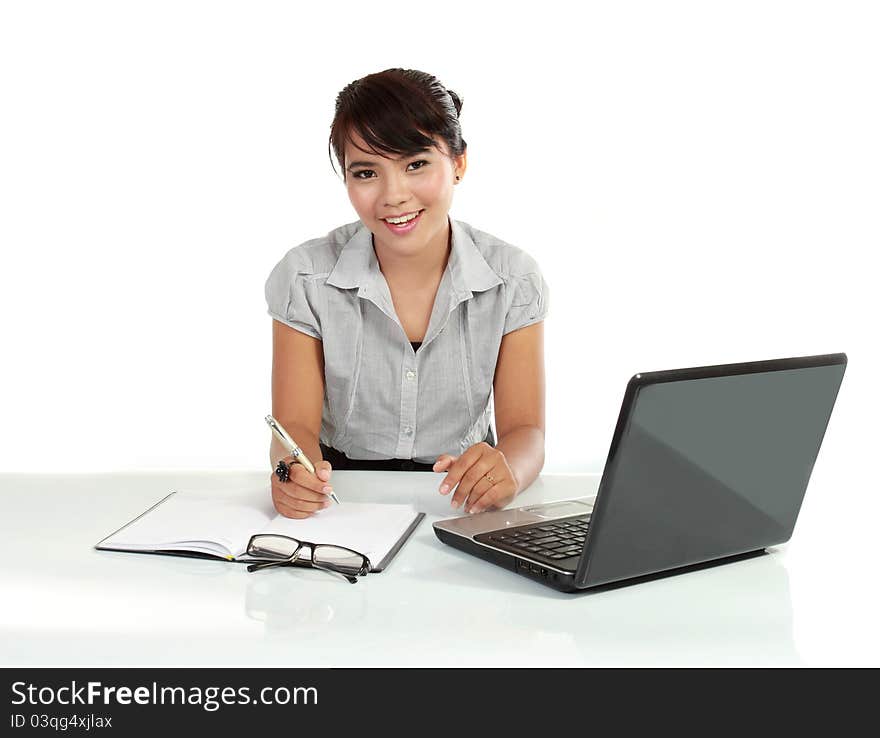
[245,533,372,584]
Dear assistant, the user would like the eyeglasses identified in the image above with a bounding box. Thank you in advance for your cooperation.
[245,534,371,584]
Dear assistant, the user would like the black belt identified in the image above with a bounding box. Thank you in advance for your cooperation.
[320,427,495,472]
[318,445,434,471]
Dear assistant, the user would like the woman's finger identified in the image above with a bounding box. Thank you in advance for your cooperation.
[271,479,329,519]
[463,468,499,512]
[466,471,515,513]
[272,487,319,518]
[452,454,496,509]
[290,463,334,498]
[432,454,457,474]
[272,476,326,504]
[469,483,515,514]
[274,498,315,520]
[315,460,333,482]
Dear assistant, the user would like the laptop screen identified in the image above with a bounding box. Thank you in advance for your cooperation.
[579,359,846,588]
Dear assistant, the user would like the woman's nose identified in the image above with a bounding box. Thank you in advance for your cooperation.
[382,171,412,206]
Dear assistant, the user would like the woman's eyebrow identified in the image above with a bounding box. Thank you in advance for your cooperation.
[346,149,433,170]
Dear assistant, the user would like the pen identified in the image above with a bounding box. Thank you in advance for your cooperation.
[265,414,340,504]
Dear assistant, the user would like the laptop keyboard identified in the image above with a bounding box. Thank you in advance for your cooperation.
[486,516,590,560]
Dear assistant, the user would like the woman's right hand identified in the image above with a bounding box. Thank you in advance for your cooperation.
[270,457,334,519]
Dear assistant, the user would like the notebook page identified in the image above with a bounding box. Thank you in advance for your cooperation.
[99,489,276,558]
[258,503,419,566]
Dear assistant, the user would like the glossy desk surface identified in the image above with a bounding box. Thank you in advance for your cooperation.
[1,470,876,667]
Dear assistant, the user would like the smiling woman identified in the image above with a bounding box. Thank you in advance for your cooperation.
[264,68,549,519]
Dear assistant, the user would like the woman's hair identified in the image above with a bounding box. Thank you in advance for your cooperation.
[329,68,466,180]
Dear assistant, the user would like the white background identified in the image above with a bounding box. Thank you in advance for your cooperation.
[1,1,876,475]
[1,1,879,668]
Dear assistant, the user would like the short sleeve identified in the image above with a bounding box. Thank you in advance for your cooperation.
[503,269,549,335]
[264,251,322,339]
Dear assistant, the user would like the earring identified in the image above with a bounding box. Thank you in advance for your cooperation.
[455,176,460,181]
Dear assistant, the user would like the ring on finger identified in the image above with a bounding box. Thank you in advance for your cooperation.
[275,460,291,482]
[465,473,495,512]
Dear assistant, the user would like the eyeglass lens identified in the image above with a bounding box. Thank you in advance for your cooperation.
[312,545,367,575]
[248,535,367,574]
[248,535,300,560]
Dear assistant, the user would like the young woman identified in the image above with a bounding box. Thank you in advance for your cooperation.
[265,68,548,519]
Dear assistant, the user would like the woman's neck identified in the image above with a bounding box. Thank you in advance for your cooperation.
[372,218,451,288]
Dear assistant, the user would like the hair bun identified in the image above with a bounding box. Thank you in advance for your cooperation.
[447,89,463,116]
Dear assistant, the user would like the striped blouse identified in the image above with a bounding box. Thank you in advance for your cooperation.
[264,217,549,464]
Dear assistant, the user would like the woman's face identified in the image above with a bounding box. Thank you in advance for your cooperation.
[343,130,466,257]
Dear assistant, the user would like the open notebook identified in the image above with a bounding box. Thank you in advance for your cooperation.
[95,488,424,572]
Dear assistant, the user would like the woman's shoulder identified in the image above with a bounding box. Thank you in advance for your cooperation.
[456,221,549,330]
[269,220,362,277]
[454,219,544,279]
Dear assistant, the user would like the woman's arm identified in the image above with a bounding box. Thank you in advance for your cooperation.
[270,319,326,466]
[270,319,337,518]
[433,320,546,512]
[492,320,546,492]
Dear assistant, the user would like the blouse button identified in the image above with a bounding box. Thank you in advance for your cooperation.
[406,370,416,380]
[403,426,413,436]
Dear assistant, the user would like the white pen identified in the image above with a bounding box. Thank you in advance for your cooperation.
[265,414,340,504]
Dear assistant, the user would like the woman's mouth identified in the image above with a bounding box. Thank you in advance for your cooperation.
[381,209,424,235]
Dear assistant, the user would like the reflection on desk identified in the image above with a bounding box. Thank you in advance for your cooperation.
[0,469,843,667]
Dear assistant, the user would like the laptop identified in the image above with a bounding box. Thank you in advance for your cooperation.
[433,353,847,592]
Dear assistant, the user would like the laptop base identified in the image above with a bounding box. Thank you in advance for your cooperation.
[433,525,580,592]
[434,523,768,593]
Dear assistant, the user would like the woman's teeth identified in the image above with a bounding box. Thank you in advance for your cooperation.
[385,211,420,224]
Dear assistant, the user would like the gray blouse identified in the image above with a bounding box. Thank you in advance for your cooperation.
[264,217,549,463]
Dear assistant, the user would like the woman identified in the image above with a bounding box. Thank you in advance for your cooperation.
[265,68,548,519]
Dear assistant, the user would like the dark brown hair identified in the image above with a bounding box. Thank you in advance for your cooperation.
[329,68,466,180]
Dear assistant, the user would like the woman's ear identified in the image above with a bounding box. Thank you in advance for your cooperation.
[454,149,467,182]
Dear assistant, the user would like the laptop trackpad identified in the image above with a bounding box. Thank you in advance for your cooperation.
[522,500,593,518]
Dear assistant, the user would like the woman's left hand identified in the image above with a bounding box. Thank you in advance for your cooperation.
[433,442,520,513]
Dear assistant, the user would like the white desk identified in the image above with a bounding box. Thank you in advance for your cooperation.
[0,470,876,667]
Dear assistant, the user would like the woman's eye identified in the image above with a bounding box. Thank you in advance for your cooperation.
[353,170,375,180]
[408,160,428,171]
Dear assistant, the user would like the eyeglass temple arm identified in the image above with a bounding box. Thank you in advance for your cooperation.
[247,560,287,573]
[246,546,302,573]
[309,561,359,584]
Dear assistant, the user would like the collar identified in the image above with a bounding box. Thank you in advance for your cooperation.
[325,217,503,298]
